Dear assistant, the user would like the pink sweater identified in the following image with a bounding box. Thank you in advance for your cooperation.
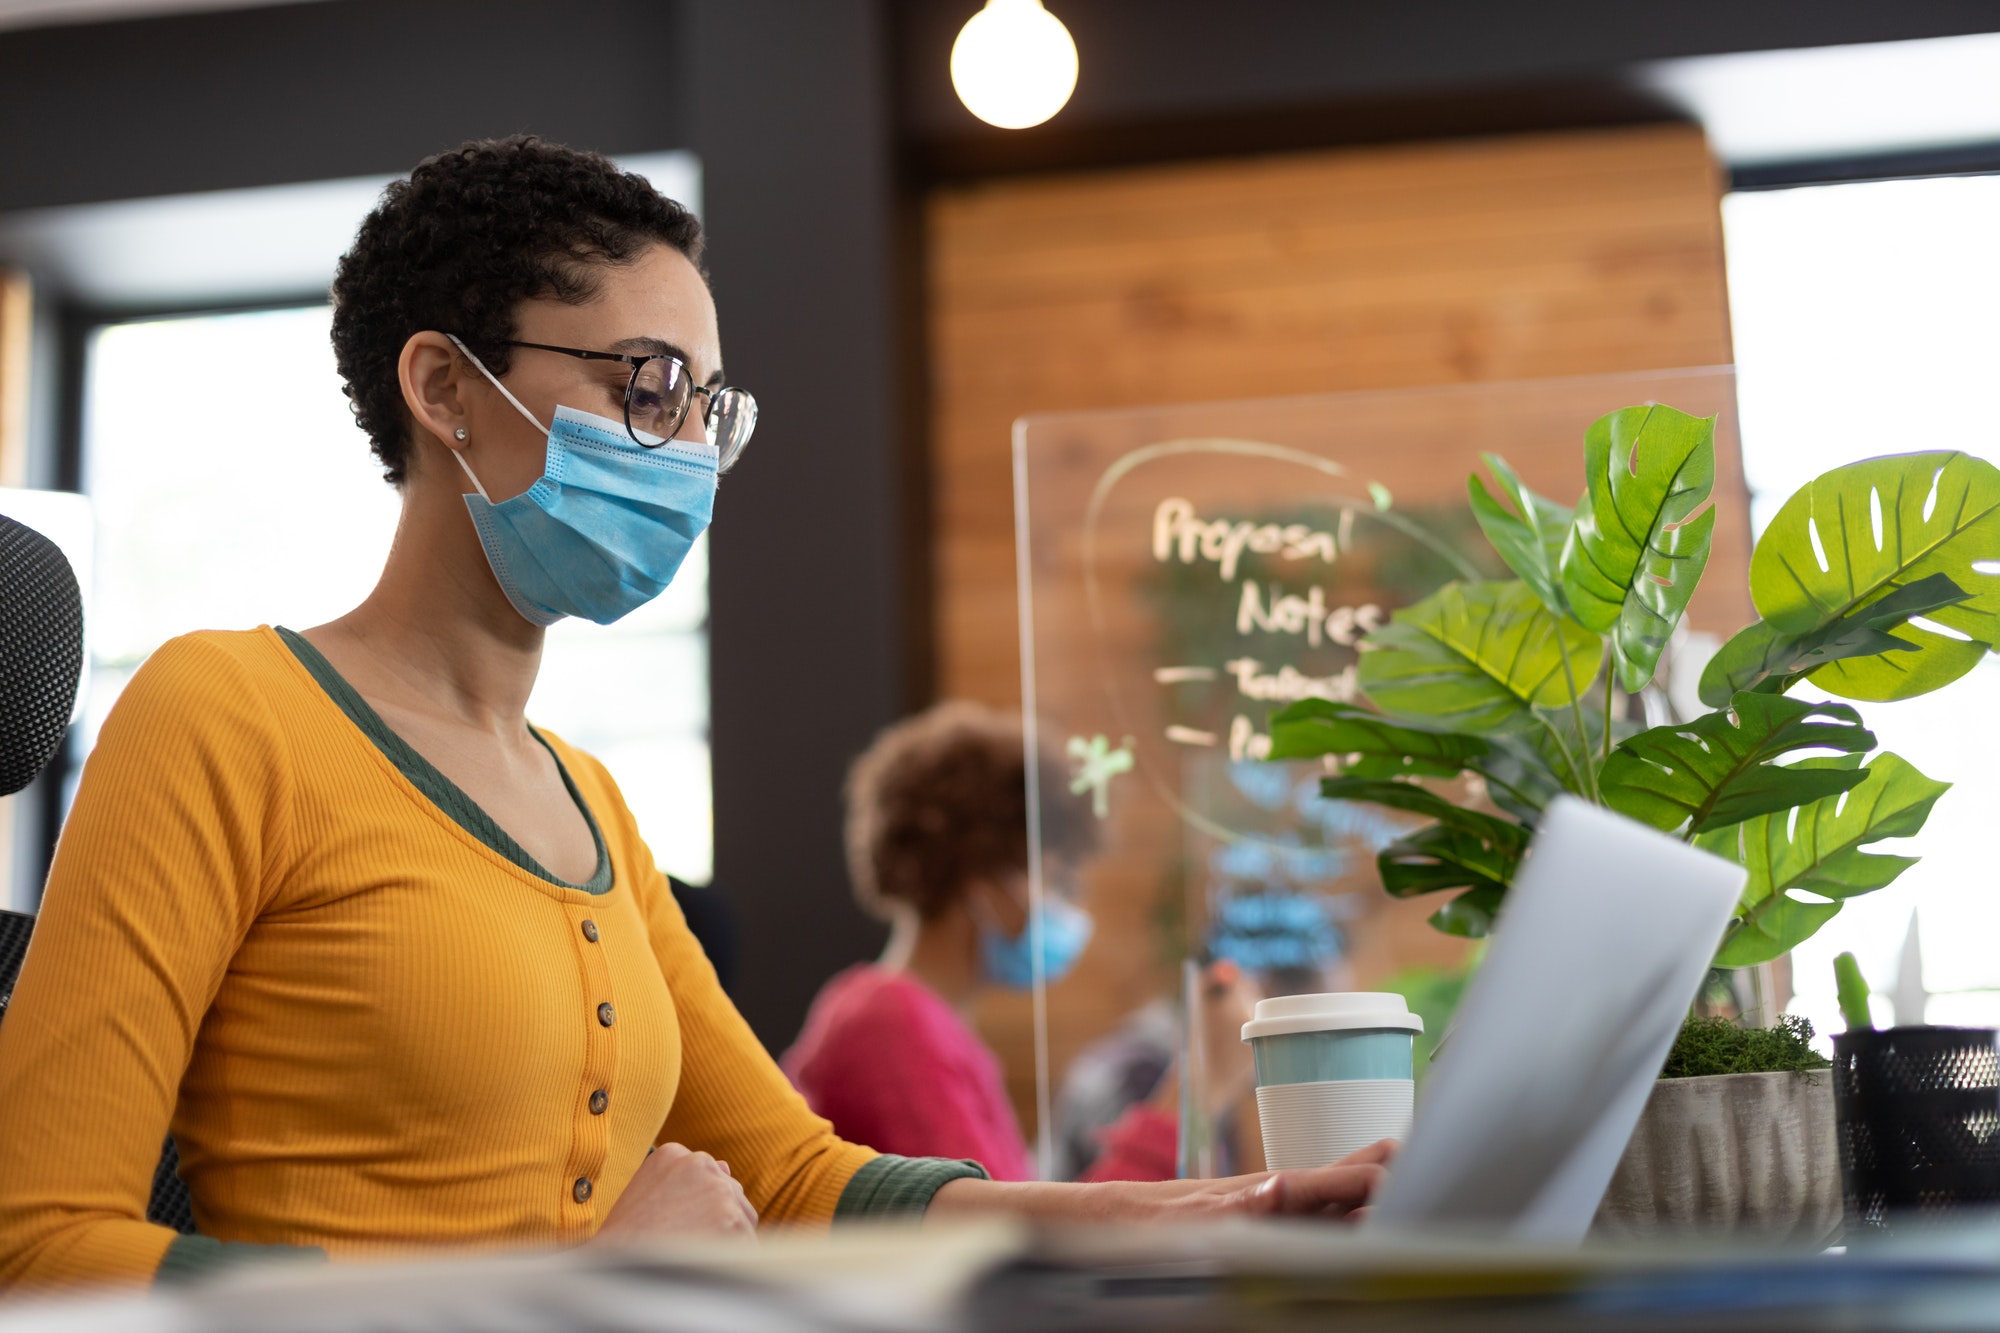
[783,966,1180,1184]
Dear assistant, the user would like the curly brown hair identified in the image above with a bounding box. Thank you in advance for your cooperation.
[845,702,1097,921]
[330,135,704,485]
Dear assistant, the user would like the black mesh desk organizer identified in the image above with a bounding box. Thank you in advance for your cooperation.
[0,513,196,1235]
[1834,1025,2000,1237]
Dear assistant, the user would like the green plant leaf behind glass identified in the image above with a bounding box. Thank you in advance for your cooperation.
[1264,699,1490,778]
[1559,404,1717,693]
[1697,572,1974,708]
[1749,450,2000,702]
[1598,692,1875,836]
[1699,752,1949,968]
[1357,580,1602,737]
[1467,453,1573,617]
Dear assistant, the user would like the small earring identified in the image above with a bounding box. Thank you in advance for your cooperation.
[454,427,468,441]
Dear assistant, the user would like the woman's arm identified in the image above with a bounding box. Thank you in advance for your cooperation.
[0,636,295,1289]
[928,1140,1394,1224]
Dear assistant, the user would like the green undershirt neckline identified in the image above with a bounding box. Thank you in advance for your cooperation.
[275,626,612,895]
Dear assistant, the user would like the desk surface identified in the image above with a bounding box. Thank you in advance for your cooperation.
[7,1221,2000,1333]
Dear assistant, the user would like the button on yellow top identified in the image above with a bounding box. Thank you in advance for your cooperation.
[598,1002,616,1028]
[581,919,599,943]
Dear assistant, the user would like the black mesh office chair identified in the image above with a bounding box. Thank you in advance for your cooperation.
[0,511,196,1235]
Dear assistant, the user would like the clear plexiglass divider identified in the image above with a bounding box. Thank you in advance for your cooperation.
[1012,367,1745,1181]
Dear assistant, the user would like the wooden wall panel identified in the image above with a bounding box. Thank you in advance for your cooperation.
[922,124,1746,1139]
[929,124,1740,711]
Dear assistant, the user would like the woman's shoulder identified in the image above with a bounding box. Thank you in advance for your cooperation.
[113,627,306,725]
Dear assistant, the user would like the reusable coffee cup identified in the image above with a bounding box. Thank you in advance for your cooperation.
[1241,992,1422,1170]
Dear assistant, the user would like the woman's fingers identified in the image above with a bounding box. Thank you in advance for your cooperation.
[1244,1162,1387,1218]
[593,1143,761,1243]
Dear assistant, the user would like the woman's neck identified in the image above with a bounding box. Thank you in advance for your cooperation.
[880,906,983,1014]
[303,467,545,731]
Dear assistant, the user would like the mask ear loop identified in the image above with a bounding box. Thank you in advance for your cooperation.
[444,334,550,503]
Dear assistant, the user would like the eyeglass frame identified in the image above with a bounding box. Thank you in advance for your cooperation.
[498,338,750,460]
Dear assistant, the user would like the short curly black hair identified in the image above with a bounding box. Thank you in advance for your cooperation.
[331,135,704,484]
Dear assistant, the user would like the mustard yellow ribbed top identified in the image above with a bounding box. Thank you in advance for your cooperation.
[0,628,876,1290]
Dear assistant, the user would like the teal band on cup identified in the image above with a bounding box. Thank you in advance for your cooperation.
[1250,1029,1415,1087]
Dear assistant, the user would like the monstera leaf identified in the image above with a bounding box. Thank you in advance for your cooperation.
[1468,454,1573,617]
[1750,451,2000,702]
[1560,404,1717,693]
[1700,752,1950,967]
[1598,692,1876,836]
[1698,573,1973,707]
[1266,699,1490,778]
[1318,777,1527,893]
[1357,581,1602,737]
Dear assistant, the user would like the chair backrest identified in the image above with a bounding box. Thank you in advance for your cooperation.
[0,907,30,1017]
[0,512,83,799]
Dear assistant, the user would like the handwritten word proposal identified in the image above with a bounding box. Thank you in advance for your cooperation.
[1150,498,1381,759]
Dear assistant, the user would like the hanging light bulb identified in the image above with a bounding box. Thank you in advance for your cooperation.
[950,0,1079,130]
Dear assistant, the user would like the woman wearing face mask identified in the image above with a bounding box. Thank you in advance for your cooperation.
[0,138,1387,1293]
[783,704,1104,1180]
[785,704,1258,1184]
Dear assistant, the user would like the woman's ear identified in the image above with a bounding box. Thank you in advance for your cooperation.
[397,331,472,456]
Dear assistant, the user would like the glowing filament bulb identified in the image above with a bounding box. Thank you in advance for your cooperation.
[950,0,1079,130]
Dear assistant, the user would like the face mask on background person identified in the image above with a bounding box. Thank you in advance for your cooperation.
[979,893,1095,991]
[446,334,718,627]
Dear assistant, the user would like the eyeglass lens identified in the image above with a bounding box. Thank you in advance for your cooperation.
[626,357,692,443]
[704,389,757,472]
[625,357,757,471]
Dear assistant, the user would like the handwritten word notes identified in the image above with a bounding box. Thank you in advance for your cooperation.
[1236,582,1382,648]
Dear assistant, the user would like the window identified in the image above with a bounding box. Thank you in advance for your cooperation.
[80,304,713,884]
[1722,173,2000,1038]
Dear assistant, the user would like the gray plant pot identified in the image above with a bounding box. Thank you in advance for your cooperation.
[1593,1070,1842,1245]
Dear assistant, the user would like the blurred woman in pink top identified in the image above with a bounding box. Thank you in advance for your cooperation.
[784,702,1160,1181]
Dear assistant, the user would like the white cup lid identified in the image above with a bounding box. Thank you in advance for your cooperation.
[1240,991,1423,1042]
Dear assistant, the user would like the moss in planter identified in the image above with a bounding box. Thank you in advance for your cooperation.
[1661,1014,1830,1079]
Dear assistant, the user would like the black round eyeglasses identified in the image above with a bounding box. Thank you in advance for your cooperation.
[503,340,758,471]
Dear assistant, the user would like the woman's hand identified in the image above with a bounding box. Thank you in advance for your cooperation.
[1166,1138,1395,1222]
[593,1143,759,1243]
[928,1139,1396,1225]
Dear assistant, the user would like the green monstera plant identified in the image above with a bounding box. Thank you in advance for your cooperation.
[1267,402,2000,970]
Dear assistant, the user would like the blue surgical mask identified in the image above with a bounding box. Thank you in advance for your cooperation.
[447,336,717,627]
[980,894,1094,991]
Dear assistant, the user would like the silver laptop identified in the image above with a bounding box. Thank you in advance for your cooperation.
[1367,795,1747,1243]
